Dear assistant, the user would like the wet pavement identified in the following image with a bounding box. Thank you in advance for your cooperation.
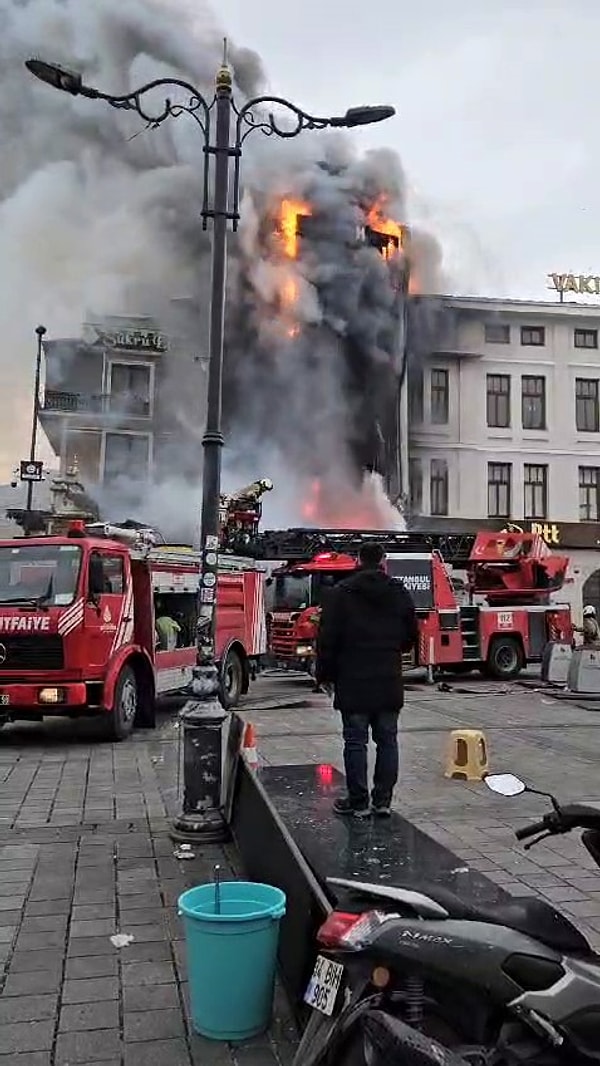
[0,706,297,1066]
[246,670,600,951]
[1,669,600,1062]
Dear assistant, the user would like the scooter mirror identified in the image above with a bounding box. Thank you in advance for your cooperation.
[484,773,526,797]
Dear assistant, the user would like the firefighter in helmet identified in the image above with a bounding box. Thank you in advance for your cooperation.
[575,605,600,646]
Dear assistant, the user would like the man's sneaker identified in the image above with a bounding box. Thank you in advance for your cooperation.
[333,797,371,819]
[372,804,392,818]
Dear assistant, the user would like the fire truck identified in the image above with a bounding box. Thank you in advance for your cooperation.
[255,527,573,680]
[0,481,272,740]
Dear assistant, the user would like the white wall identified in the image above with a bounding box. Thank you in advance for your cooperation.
[411,301,600,521]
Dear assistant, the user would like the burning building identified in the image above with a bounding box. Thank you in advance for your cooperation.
[223,160,417,529]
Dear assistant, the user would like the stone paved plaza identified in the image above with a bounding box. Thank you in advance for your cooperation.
[1,670,600,1063]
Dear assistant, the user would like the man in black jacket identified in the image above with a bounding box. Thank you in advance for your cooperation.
[315,542,418,818]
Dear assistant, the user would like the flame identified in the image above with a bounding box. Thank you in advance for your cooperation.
[277,199,311,337]
[280,199,311,259]
[300,475,404,531]
[365,197,405,260]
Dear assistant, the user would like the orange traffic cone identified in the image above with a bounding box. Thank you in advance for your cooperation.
[242,722,259,771]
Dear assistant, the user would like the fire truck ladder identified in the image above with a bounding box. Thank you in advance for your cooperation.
[248,528,476,566]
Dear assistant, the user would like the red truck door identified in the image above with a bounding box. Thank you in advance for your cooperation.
[84,551,130,668]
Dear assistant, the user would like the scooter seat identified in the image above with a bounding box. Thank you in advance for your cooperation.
[422,885,591,956]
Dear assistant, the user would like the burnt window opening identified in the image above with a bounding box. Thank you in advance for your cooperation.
[295,214,319,240]
[365,226,401,259]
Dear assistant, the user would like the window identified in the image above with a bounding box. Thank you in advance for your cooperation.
[579,467,600,521]
[574,329,598,350]
[88,553,125,596]
[524,464,548,520]
[409,458,423,513]
[103,433,150,483]
[487,463,512,518]
[484,323,510,345]
[576,378,599,433]
[521,376,546,430]
[486,374,511,428]
[430,459,448,515]
[520,326,545,347]
[109,363,151,416]
[430,369,449,424]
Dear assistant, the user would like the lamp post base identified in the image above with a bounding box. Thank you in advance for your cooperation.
[170,811,230,845]
[168,682,232,846]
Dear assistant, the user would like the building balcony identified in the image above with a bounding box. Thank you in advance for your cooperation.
[42,389,151,419]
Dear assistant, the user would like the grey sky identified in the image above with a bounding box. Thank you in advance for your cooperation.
[219,0,598,300]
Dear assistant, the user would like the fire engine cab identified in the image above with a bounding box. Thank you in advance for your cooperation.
[255,527,573,680]
[0,487,270,739]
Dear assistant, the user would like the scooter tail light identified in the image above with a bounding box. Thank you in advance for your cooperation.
[317,909,388,949]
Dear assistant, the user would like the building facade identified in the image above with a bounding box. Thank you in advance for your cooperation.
[409,295,600,613]
[39,304,204,492]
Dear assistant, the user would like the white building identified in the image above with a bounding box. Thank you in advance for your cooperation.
[409,295,600,613]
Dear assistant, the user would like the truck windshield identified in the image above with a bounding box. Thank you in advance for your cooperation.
[386,557,434,610]
[274,573,312,611]
[0,545,82,607]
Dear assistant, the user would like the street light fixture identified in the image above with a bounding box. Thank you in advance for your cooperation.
[26,45,395,842]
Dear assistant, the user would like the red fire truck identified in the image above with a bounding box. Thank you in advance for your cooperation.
[257,527,573,680]
[0,484,271,740]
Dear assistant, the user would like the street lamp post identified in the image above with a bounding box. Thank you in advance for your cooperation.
[26,325,47,513]
[26,46,395,841]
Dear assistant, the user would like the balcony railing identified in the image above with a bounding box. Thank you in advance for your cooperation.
[42,390,151,418]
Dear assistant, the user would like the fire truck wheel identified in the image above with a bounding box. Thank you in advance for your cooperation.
[485,637,524,680]
[107,666,138,741]
[220,649,244,710]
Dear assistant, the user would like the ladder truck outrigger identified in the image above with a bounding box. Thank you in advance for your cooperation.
[248,525,573,681]
[0,479,273,740]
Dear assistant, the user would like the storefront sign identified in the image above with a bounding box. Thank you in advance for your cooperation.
[97,328,167,353]
[530,522,561,546]
[547,273,600,297]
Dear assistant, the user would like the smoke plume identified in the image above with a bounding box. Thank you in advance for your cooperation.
[0,0,447,535]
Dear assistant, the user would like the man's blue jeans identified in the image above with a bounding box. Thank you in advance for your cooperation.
[341,709,400,809]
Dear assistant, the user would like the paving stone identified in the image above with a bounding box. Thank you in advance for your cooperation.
[16,928,66,951]
[120,919,169,941]
[55,1029,123,1064]
[121,940,172,963]
[0,1054,51,1065]
[1,969,63,996]
[122,960,176,987]
[59,999,120,1031]
[62,976,119,1004]
[25,899,71,917]
[20,914,69,933]
[70,919,117,938]
[68,936,121,957]
[71,905,116,922]
[65,954,119,979]
[122,983,180,1012]
[124,1039,191,1066]
[0,994,58,1023]
[9,949,63,974]
[124,1007,186,1042]
[0,1020,54,1054]
[0,897,25,912]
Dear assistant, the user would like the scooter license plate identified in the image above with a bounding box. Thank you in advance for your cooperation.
[304,954,344,1016]
[0,695,9,706]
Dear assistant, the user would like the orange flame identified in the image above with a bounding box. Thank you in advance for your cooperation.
[365,197,405,260]
[280,199,311,259]
[300,477,398,530]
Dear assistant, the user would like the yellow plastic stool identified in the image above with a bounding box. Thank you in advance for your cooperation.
[445,729,489,781]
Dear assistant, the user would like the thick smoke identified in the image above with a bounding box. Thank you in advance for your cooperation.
[0,0,447,536]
